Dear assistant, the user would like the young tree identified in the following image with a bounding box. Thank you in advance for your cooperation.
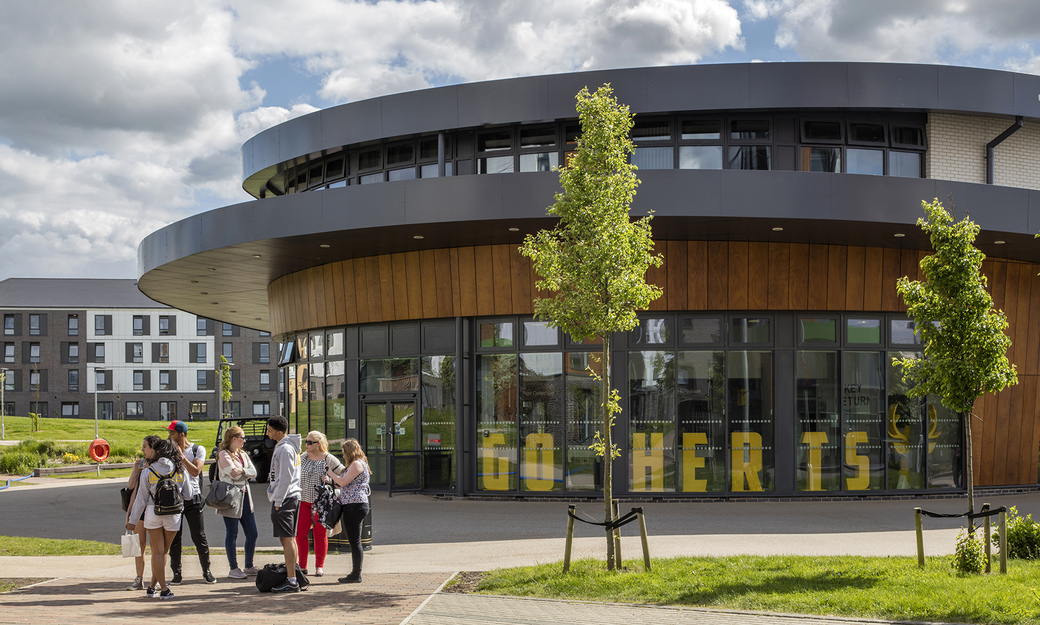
[219,355,233,418]
[520,84,662,570]
[894,198,1018,525]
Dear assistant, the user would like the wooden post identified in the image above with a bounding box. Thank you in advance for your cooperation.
[564,505,575,573]
[982,503,991,573]
[914,507,925,568]
[612,499,622,569]
[999,507,1007,575]
[637,508,651,572]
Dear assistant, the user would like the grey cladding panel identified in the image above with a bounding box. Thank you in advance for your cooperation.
[1013,73,1040,118]
[389,323,419,355]
[456,77,549,127]
[848,63,938,109]
[631,170,723,217]
[321,184,406,232]
[931,179,1030,233]
[645,64,750,111]
[321,98,383,148]
[749,63,850,109]
[381,87,459,137]
[359,325,388,357]
[545,69,649,119]
[422,320,455,353]
[278,116,324,166]
[937,66,1015,115]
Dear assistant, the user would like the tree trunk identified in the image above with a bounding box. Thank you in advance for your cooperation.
[964,408,975,534]
[602,334,615,570]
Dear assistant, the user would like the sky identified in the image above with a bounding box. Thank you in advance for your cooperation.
[2,0,1040,281]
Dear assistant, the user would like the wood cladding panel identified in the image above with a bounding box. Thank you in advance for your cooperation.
[269,241,1040,487]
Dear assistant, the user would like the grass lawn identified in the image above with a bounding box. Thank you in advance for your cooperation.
[0,416,220,449]
[468,556,1040,625]
[0,535,284,557]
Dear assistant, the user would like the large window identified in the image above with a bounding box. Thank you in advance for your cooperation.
[3,315,15,336]
[801,117,925,177]
[68,314,79,336]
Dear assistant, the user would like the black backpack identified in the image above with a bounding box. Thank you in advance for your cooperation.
[150,467,184,515]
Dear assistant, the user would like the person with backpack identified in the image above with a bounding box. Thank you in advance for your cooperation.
[126,436,191,600]
[166,420,215,584]
[124,446,151,591]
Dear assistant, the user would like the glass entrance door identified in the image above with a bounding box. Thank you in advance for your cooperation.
[362,399,420,492]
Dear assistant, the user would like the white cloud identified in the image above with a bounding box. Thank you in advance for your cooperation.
[754,0,1040,68]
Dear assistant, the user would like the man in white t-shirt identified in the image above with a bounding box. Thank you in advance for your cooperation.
[167,420,215,584]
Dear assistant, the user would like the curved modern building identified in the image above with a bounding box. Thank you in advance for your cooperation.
[139,62,1040,498]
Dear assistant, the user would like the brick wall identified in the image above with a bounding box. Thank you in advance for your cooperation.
[927,113,1040,190]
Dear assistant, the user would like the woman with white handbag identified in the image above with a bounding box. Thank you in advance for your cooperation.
[216,426,258,579]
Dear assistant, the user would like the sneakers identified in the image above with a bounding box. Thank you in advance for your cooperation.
[243,566,260,576]
[159,588,175,600]
[314,567,324,577]
[228,568,247,580]
[203,570,216,584]
[145,585,158,598]
[338,573,362,584]
[270,580,300,593]
[127,576,144,591]
[170,573,182,585]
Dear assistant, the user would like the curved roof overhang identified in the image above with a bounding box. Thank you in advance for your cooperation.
[139,170,1040,332]
[241,62,1040,198]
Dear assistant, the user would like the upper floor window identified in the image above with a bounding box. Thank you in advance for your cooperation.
[29,343,40,363]
[801,117,925,178]
[68,343,79,364]
[95,314,111,336]
[133,315,149,336]
[3,314,14,336]
[159,315,174,336]
[94,343,105,363]
[222,323,234,336]
[68,314,79,336]
[197,317,208,336]
[29,314,41,336]
[3,343,13,363]
[222,342,233,360]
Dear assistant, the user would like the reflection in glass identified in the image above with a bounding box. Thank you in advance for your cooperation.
[728,146,770,170]
[565,352,602,491]
[727,351,774,492]
[519,152,557,172]
[731,120,769,139]
[887,352,927,490]
[847,148,883,175]
[890,151,922,178]
[309,362,326,434]
[633,147,672,170]
[680,317,721,344]
[796,351,840,491]
[681,119,720,140]
[801,147,841,172]
[523,321,558,347]
[677,351,725,491]
[477,354,517,491]
[629,351,676,491]
[287,366,298,433]
[800,318,836,343]
[479,321,513,347]
[326,361,345,443]
[891,320,920,344]
[478,156,513,174]
[843,351,885,490]
[632,317,671,346]
[295,364,309,434]
[632,120,671,141]
[519,353,564,491]
[520,127,555,148]
[388,167,416,181]
[679,146,723,169]
[731,318,770,343]
[927,399,962,489]
[422,356,456,489]
[326,330,344,357]
[359,358,420,392]
[849,123,885,143]
[847,319,881,344]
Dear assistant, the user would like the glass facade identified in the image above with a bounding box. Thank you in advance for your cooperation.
[281,313,963,497]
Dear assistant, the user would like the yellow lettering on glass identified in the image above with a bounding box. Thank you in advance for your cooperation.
[523,432,555,491]
[631,432,664,491]
[730,431,763,492]
[800,432,828,491]
[844,431,870,490]
[681,432,708,492]
[481,432,510,491]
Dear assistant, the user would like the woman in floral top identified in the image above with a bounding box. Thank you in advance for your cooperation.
[296,431,344,577]
[327,438,370,584]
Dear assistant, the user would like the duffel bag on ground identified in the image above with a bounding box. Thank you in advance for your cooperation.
[255,563,310,592]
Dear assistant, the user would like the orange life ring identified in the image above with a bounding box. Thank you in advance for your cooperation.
[88,438,110,463]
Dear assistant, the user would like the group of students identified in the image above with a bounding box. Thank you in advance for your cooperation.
[123,415,371,598]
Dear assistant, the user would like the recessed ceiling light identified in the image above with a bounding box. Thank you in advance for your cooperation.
[414,235,424,240]
[772,227,783,232]
[208,268,217,272]
[229,310,237,313]
[994,240,1006,245]
[200,292,208,295]
[255,317,262,321]
[190,280,199,284]
[894,233,905,238]
[252,254,262,259]
[211,302,218,305]
[320,244,330,248]
[508,227,520,232]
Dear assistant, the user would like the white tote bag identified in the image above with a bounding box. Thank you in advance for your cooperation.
[121,531,142,558]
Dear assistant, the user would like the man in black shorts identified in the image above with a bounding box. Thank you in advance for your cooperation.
[266,415,302,592]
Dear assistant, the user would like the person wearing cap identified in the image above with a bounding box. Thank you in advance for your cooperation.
[166,420,215,584]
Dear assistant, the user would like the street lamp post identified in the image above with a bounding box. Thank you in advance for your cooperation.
[1,367,8,440]
[93,366,106,440]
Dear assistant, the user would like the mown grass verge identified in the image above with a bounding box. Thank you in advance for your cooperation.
[0,535,284,557]
[466,556,1040,624]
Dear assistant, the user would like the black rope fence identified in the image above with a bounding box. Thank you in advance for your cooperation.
[567,505,644,530]
[918,506,1006,521]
